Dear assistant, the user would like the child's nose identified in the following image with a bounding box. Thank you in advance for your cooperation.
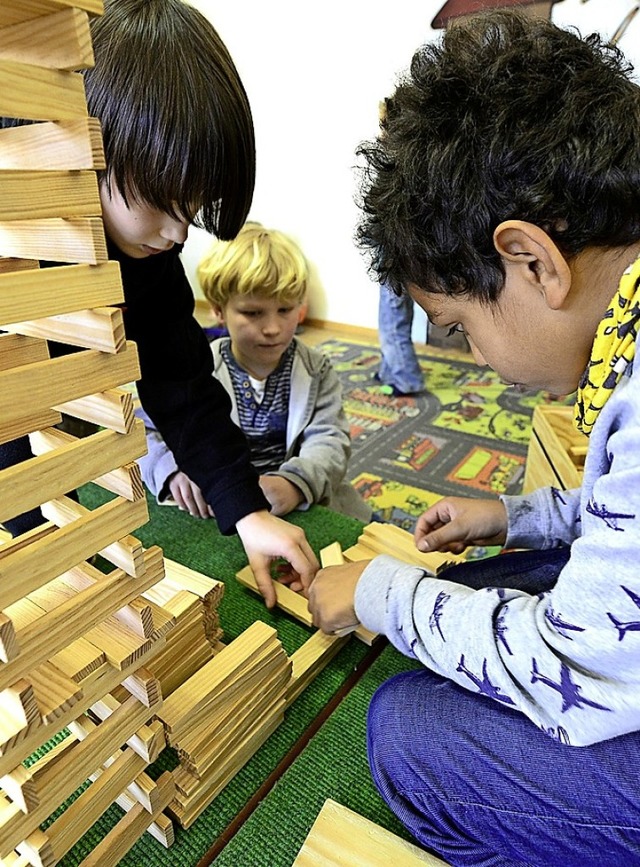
[161,218,189,245]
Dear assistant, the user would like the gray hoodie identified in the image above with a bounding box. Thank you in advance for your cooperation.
[137,337,371,522]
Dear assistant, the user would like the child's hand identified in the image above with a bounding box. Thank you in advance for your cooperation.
[235,510,319,608]
[308,560,371,634]
[168,471,214,519]
[259,475,304,517]
[415,497,508,554]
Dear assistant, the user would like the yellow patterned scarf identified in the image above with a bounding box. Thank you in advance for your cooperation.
[575,255,640,435]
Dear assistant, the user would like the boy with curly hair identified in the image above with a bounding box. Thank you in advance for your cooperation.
[310,11,640,864]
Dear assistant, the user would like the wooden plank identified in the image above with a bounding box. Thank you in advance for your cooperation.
[0,679,40,757]
[88,697,165,764]
[6,306,125,353]
[0,763,37,814]
[0,422,146,524]
[0,59,87,121]
[29,660,83,723]
[55,388,134,434]
[293,799,448,866]
[0,119,105,171]
[236,564,313,625]
[0,547,164,694]
[0,407,62,447]
[30,426,144,500]
[0,333,48,371]
[0,341,140,426]
[0,262,122,325]
[0,257,39,274]
[0,633,168,777]
[77,771,175,867]
[0,614,19,663]
[0,694,161,859]
[0,495,149,610]
[0,7,93,71]
[0,169,100,221]
[286,630,349,706]
[41,495,146,577]
[0,0,103,27]
[0,217,107,264]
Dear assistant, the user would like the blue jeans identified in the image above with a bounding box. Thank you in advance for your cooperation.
[378,284,424,394]
[367,548,640,866]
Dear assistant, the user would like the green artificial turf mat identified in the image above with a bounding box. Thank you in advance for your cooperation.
[210,644,423,867]
[54,485,371,866]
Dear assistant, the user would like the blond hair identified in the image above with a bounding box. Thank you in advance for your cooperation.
[198,222,308,308]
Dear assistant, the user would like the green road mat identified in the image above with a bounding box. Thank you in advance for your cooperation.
[53,485,372,867]
[210,644,424,867]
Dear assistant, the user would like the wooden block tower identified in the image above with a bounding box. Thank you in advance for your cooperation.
[0,2,181,862]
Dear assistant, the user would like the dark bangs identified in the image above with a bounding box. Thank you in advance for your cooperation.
[86,0,255,239]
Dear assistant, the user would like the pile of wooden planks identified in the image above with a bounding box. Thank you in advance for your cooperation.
[157,621,292,829]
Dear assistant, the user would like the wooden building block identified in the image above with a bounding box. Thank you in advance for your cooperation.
[0,118,105,171]
[29,660,83,723]
[0,217,107,264]
[77,771,174,867]
[0,169,100,222]
[0,7,93,71]
[7,306,125,353]
[0,333,49,371]
[55,388,134,434]
[0,495,149,611]
[0,261,122,325]
[0,407,62,447]
[0,340,140,427]
[0,0,103,28]
[236,564,313,625]
[87,697,165,764]
[286,630,349,707]
[0,257,39,273]
[0,679,41,757]
[0,614,19,664]
[293,799,449,866]
[0,59,87,121]
[0,422,146,524]
[41,495,146,576]
[523,405,587,494]
[0,763,38,815]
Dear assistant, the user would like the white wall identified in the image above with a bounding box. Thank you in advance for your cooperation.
[183,0,640,331]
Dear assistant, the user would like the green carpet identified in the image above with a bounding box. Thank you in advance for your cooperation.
[54,485,371,867]
[211,644,424,867]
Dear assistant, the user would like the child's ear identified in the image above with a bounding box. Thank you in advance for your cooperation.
[493,220,571,310]
[211,303,224,324]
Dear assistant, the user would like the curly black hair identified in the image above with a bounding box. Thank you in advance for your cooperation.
[356,10,640,303]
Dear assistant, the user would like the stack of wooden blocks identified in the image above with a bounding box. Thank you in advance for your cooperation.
[0,2,181,863]
[523,405,587,493]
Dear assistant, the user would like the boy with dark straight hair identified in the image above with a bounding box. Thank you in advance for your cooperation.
[309,11,640,864]
[0,0,318,606]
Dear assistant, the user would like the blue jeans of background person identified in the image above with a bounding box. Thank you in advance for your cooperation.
[367,547,640,866]
[378,284,423,394]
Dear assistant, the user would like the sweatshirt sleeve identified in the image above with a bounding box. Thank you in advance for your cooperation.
[354,364,640,747]
[275,356,351,506]
[120,248,269,533]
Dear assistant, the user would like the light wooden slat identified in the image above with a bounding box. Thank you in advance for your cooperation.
[0,341,140,426]
[0,217,107,264]
[0,679,40,757]
[286,630,349,706]
[0,262,122,325]
[88,697,166,764]
[0,763,37,814]
[0,547,163,694]
[293,799,448,866]
[45,746,148,862]
[0,0,103,27]
[236,564,313,624]
[55,387,134,434]
[0,59,87,121]
[6,306,125,353]
[0,119,105,171]
[0,333,48,371]
[0,632,167,777]
[0,7,93,71]
[0,615,19,664]
[30,425,145,500]
[15,828,53,867]
[0,495,148,610]
[0,408,62,447]
[77,771,174,867]
[41,496,146,577]
[28,660,83,724]
[0,257,39,274]
[0,695,161,859]
[0,170,100,221]
[0,422,145,524]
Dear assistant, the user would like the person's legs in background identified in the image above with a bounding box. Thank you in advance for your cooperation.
[377,283,424,395]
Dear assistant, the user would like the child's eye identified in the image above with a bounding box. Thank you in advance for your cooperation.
[447,324,465,337]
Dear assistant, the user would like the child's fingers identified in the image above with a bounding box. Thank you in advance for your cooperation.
[248,558,277,608]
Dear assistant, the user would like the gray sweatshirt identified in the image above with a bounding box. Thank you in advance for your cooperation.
[137,337,371,522]
[355,329,640,747]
